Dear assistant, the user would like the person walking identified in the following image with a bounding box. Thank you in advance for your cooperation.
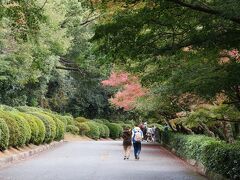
[132,127,143,160]
[122,127,132,160]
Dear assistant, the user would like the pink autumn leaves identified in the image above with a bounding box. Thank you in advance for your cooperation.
[228,49,240,62]
[102,72,147,111]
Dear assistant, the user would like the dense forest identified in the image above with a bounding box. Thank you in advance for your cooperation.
[0,0,135,120]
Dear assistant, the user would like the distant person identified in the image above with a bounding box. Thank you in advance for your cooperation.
[122,127,132,160]
[142,122,148,141]
[132,127,143,160]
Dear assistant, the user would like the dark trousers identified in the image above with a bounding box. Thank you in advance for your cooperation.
[133,142,141,157]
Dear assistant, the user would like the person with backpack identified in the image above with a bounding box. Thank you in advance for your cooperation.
[132,126,143,160]
[122,127,132,160]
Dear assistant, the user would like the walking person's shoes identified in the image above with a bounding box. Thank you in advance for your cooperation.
[124,156,126,160]
[135,155,137,159]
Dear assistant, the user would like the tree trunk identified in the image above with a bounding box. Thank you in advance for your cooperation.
[234,123,240,139]
[223,121,235,143]
[211,126,225,140]
[180,124,194,134]
[199,122,215,137]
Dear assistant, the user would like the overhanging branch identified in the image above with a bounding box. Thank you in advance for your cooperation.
[168,0,240,24]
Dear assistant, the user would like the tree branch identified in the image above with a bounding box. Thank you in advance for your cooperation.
[213,118,240,123]
[39,0,48,11]
[168,0,240,24]
[80,14,101,26]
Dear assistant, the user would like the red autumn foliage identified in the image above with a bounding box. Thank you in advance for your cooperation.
[228,49,240,62]
[102,71,147,111]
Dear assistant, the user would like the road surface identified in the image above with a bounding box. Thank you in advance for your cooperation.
[0,141,206,180]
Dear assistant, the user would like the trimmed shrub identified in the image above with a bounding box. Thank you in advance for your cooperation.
[64,116,74,125]
[0,105,16,111]
[54,119,65,141]
[102,124,110,138]
[54,114,68,127]
[66,125,79,135]
[75,122,90,136]
[85,121,100,140]
[43,112,65,141]
[32,116,46,145]
[17,106,45,113]
[0,110,21,147]
[96,123,105,138]
[162,132,240,179]
[31,112,56,143]
[0,118,9,150]
[106,123,123,139]
[94,119,104,124]
[75,117,88,123]
[18,113,39,144]
[122,124,133,130]
[10,112,32,145]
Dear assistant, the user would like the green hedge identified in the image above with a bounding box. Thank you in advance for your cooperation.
[31,113,56,143]
[64,116,74,125]
[43,113,65,141]
[66,125,79,135]
[162,132,240,179]
[75,122,90,136]
[75,117,88,123]
[85,121,100,140]
[105,123,123,139]
[0,110,21,147]
[102,124,110,138]
[0,118,9,150]
[96,123,105,138]
[10,112,32,145]
[54,114,68,127]
[19,113,39,145]
[95,123,110,138]
[122,124,133,130]
[31,115,46,145]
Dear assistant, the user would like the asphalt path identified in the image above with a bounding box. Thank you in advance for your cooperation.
[0,141,207,180]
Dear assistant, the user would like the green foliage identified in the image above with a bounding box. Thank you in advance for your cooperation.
[0,110,21,147]
[63,116,74,125]
[54,119,65,141]
[0,118,9,150]
[105,123,123,139]
[31,112,56,143]
[162,132,240,179]
[75,117,88,123]
[10,112,32,145]
[95,122,110,138]
[94,119,104,124]
[19,113,39,145]
[149,123,164,131]
[96,123,105,138]
[102,124,110,138]
[122,124,133,130]
[54,114,68,127]
[66,125,79,135]
[43,112,65,141]
[29,115,46,145]
[85,121,100,140]
[75,122,90,136]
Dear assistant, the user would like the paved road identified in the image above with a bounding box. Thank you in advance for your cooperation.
[0,141,206,180]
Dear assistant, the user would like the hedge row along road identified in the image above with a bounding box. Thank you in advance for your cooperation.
[0,141,206,180]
